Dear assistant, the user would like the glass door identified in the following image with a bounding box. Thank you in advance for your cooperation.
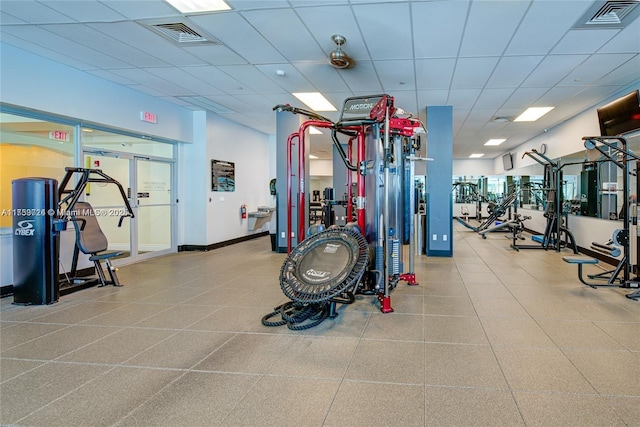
[134,157,173,259]
[82,152,132,260]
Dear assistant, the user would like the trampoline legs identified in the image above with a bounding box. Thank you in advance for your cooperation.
[399,272,419,286]
[378,292,394,313]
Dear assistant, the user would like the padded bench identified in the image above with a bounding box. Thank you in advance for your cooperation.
[563,255,599,288]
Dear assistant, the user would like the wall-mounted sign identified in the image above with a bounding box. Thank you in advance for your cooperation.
[140,111,157,124]
[49,130,69,142]
[211,159,235,192]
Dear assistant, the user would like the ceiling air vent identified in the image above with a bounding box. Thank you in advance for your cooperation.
[574,0,640,29]
[141,19,220,45]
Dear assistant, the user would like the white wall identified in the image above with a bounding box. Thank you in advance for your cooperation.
[453,159,495,176]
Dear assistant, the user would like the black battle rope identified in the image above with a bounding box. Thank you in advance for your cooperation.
[261,301,331,330]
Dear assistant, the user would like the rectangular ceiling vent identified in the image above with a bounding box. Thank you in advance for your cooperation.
[574,0,640,29]
[142,20,220,45]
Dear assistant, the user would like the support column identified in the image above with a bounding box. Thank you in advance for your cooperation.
[426,106,453,256]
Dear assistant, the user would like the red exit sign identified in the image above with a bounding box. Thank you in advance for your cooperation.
[140,111,157,124]
[49,130,69,142]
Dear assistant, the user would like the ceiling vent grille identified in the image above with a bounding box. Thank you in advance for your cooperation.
[574,0,640,29]
[141,20,220,45]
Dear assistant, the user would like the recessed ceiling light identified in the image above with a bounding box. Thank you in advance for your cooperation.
[469,153,484,158]
[493,117,510,123]
[292,92,337,112]
[484,139,506,146]
[514,107,554,122]
[165,0,231,13]
[309,126,323,134]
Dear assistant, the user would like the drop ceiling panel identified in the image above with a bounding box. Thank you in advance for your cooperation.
[180,66,246,95]
[0,33,94,70]
[551,29,620,55]
[352,3,413,60]
[474,88,515,109]
[255,64,315,92]
[181,45,247,66]
[0,1,76,24]
[374,60,416,91]
[39,1,126,22]
[412,1,468,59]
[502,87,549,109]
[391,90,418,114]
[87,69,138,85]
[2,25,131,68]
[216,65,288,94]
[189,12,286,64]
[89,22,208,67]
[99,1,178,20]
[336,61,382,93]
[559,53,636,86]
[415,59,456,90]
[44,24,170,68]
[242,9,325,62]
[536,86,587,106]
[599,19,640,53]
[459,0,528,57]
[505,1,591,55]
[486,56,544,88]
[295,5,368,61]
[447,89,482,109]
[143,67,225,96]
[230,94,280,112]
[293,62,351,93]
[451,57,499,89]
[596,55,640,85]
[417,90,449,107]
[126,84,170,98]
[226,0,291,9]
[522,54,589,87]
[1,11,27,24]
[108,68,195,96]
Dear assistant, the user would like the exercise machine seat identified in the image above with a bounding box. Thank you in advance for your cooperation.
[562,255,598,265]
[71,201,122,287]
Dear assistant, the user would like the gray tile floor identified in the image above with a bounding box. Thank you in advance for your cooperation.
[1,224,639,426]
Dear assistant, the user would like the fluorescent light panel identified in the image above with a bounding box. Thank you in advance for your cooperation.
[514,107,554,122]
[469,153,484,158]
[165,0,230,13]
[484,138,506,146]
[292,92,337,112]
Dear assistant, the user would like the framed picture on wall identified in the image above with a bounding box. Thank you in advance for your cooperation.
[211,159,235,192]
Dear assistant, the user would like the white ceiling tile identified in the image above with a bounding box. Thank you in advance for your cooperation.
[143,67,224,96]
[536,86,587,106]
[447,89,482,110]
[451,57,499,89]
[231,94,280,112]
[486,56,544,88]
[289,0,350,6]
[390,90,418,115]
[242,9,325,62]
[522,54,589,87]
[352,3,413,60]
[182,45,247,66]
[226,0,290,9]
[551,29,621,55]
[374,60,416,91]
[295,5,369,61]
[1,11,27,24]
[0,33,95,69]
[293,62,350,93]
[109,68,195,96]
[38,0,126,22]
[1,1,76,23]
[87,69,137,85]
[417,90,449,108]
[189,12,286,64]
[255,64,315,92]
[216,65,288,94]
[459,0,529,57]
[412,1,469,59]
[180,66,246,94]
[415,59,456,90]
[99,0,178,20]
[474,88,515,108]
[337,61,382,93]
[596,55,640,85]
[598,18,640,54]
[126,84,170,98]
[90,21,208,67]
[2,25,131,68]
[505,1,592,55]
[502,87,549,109]
[46,24,169,68]
[559,53,636,86]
